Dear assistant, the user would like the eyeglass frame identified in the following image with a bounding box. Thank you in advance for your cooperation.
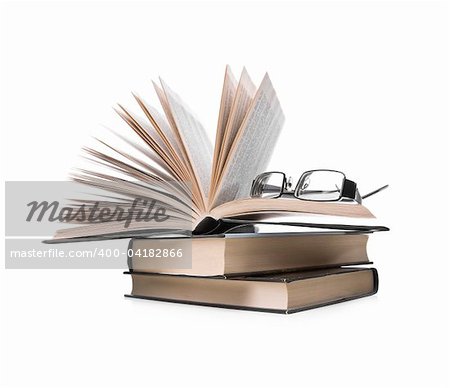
[250,169,362,204]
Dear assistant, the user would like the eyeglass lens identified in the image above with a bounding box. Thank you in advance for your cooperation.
[255,172,285,198]
[295,170,345,201]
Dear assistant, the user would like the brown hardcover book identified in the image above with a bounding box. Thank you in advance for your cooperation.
[128,232,371,276]
[126,267,378,314]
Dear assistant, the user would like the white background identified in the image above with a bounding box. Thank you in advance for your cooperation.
[1,1,449,387]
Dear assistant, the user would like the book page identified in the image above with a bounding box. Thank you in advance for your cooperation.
[115,105,186,181]
[153,81,191,164]
[210,198,375,219]
[153,80,206,211]
[213,68,256,190]
[210,66,237,193]
[210,73,285,208]
[132,112,171,155]
[133,95,185,159]
[160,79,213,203]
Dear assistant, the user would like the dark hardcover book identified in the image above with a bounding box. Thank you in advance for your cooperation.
[125,267,378,314]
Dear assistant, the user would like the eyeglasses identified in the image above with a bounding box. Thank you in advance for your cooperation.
[250,170,388,203]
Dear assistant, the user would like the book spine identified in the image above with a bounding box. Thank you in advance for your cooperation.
[127,238,134,271]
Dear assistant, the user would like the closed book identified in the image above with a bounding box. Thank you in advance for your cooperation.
[128,232,371,276]
[126,267,378,314]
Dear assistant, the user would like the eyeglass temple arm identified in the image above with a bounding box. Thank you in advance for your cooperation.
[361,184,389,199]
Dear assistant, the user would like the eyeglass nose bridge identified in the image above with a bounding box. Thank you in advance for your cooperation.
[285,176,293,191]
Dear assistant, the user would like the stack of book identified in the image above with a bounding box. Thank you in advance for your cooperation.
[52,66,387,314]
[125,232,379,314]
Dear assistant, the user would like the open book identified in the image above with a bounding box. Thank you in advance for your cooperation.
[53,66,374,241]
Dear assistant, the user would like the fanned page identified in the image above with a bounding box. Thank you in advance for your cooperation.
[114,105,188,183]
[210,73,285,209]
[212,68,256,193]
[159,78,213,206]
[152,81,206,211]
[132,96,186,164]
[210,66,237,196]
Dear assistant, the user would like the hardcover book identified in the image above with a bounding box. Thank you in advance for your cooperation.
[126,267,379,314]
[128,232,371,276]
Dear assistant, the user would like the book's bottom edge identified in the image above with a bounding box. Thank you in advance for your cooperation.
[124,290,377,314]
